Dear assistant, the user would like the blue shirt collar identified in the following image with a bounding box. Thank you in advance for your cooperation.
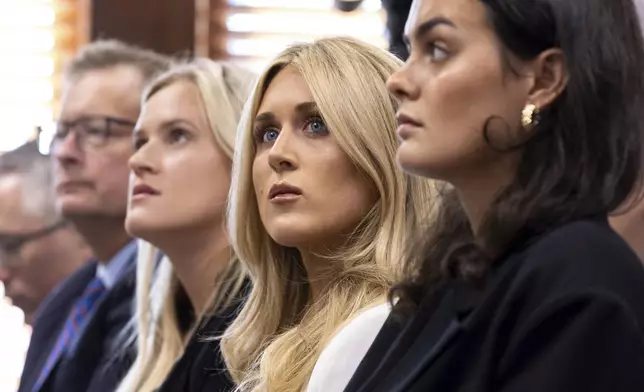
[95,240,137,289]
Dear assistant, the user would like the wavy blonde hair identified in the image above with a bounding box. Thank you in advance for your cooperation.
[221,37,437,391]
[117,58,255,392]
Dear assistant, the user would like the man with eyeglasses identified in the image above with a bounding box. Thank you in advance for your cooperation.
[0,142,91,326]
[18,40,171,392]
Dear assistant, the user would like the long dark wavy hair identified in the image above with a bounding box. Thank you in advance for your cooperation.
[393,0,644,314]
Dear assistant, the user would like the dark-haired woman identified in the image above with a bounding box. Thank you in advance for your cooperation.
[321,0,644,391]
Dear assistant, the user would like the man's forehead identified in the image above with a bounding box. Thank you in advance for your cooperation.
[59,66,144,120]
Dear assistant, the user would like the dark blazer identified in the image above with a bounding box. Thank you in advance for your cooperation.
[19,261,97,392]
[345,217,644,392]
[18,251,137,392]
[156,284,249,392]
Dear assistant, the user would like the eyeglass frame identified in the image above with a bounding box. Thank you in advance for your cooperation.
[0,220,69,267]
[41,115,137,154]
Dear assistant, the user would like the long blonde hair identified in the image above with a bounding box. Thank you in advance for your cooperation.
[222,37,437,391]
[118,58,255,392]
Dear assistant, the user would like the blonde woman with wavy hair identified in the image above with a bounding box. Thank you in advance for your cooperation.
[117,58,254,392]
[221,36,437,391]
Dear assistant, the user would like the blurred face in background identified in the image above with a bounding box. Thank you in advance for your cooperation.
[251,65,377,251]
[51,65,143,220]
[0,175,90,324]
[126,81,232,243]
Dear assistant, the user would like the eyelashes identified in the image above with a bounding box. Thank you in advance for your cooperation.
[426,42,449,62]
[131,127,192,150]
[253,113,329,145]
[252,123,275,143]
[255,128,279,144]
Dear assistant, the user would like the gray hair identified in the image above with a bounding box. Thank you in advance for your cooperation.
[0,141,58,223]
[65,39,172,85]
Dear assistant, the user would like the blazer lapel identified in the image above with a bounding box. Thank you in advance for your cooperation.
[58,261,136,391]
[90,268,137,387]
[377,289,467,392]
[374,259,520,392]
[393,319,463,392]
[67,259,135,356]
[30,262,96,343]
[366,280,484,392]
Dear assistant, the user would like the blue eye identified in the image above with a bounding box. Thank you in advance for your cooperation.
[262,129,279,143]
[306,118,328,134]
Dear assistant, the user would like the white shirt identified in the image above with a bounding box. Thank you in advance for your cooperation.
[306,302,392,392]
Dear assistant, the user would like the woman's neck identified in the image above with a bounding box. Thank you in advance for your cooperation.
[159,224,232,315]
[457,186,495,235]
[453,157,518,235]
[298,248,336,304]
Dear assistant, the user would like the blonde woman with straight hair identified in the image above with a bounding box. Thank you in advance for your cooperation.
[221,36,437,391]
[117,58,254,392]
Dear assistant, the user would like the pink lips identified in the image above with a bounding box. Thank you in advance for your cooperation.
[268,182,302,204]
[396,112,423,139]
[131,183,160,201]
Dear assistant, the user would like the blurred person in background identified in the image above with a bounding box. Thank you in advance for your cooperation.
[18,40,171,392]
[0,141,91,325]
[382,0,413,60]
[335,0,414,60]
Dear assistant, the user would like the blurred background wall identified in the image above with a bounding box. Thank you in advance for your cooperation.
[2,0,390,154]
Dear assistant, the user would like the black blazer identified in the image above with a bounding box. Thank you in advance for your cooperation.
[345,218,644,392]
[156,284,249,392]
[156,315,234,392]
[18,254,137,392]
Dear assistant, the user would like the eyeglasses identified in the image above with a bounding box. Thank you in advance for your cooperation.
[0,221,68,267]
[42,116,136,154]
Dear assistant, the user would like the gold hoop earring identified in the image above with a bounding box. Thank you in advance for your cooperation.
[521,103,539,130]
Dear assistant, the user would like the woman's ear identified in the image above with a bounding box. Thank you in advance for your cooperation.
[526,48,569,109]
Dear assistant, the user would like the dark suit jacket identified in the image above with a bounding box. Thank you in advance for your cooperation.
[345,217,644,392]
[18,250,137,392]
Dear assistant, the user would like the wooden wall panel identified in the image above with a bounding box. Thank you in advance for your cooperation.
[203,0,228,59]
[90,0,196,56]
[53,0,90,117]
[52,0,202,116]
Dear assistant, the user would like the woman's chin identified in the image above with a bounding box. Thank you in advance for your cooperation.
[124,213,166,241]
[265,226,318,250]
[397,149,432,179]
